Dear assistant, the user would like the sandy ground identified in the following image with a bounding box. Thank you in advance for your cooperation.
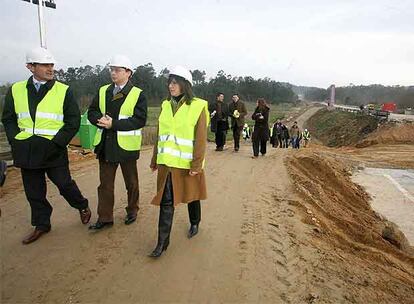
[1,106,413,303]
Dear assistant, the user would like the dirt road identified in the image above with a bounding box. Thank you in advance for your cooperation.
[0,107,322,303]
[1,106,413,303]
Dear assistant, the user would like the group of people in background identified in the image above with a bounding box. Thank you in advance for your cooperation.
[209,93,311,157]
[209,92,248,152]
[271,121,310,149]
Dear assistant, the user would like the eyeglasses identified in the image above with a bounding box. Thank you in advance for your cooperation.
[109,67,127,73]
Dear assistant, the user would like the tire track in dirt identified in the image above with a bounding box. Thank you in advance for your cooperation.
[237,150,322,303]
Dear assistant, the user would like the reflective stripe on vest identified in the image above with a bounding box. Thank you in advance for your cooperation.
[12,80,68,140]
[156,97,209,169]
[93,84,143,151]
[158,134,193,147]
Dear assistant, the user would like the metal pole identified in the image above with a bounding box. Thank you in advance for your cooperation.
[37,0,46,48]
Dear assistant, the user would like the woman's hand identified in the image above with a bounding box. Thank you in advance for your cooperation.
[189,170,199,176]
[150,164,158,172]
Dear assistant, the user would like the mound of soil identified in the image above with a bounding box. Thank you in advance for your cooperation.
[306,108,379,147]
[356,123,414,148]
[286,150,414,303]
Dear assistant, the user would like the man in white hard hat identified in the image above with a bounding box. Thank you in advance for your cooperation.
[88,55,147,230]
[1,47,91,244]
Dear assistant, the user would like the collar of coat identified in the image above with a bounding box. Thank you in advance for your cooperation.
[27,76,55,91]
[108,80,134,101]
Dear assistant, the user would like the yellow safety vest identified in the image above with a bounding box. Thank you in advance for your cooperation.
[12,80,68,140]
[157,97,209,170]
[93,84,143,151]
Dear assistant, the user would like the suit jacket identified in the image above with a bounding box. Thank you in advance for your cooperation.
[228,100,247,128]
[209,101,229,132]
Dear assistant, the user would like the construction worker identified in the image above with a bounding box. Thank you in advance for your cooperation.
[302,128,311,147]
[1,47,91,244]
[87,55,147,230]
[149,66,209,258]
[228,93,247,151]
[251,98,270,158]
[290,121,301,149]
[209,92,229,151]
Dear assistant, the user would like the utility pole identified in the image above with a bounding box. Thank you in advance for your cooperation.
[22,0,57,48]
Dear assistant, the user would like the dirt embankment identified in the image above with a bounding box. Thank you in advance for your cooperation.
[286,150,414,303]
[356,123,414,148]
[306,108,379,147]
[306,108,414,149]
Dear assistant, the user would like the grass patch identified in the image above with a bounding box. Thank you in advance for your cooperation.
[306,108,379,147]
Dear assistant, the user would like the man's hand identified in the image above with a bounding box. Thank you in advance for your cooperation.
[97,115,113,129]
[150,164,158,172]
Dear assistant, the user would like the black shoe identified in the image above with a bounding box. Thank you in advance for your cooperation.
[89,221,113,230]
[188,224,199,238]
[124,214,137,225]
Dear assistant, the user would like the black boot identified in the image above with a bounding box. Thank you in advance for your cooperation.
[188,224,199,238]
[149,201,174,258]
[187,200,201,239]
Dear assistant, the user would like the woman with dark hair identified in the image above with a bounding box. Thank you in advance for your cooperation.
[149,66,209,258]
[251,98,270,158]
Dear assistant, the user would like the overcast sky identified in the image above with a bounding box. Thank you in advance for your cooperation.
[1,0,413,88]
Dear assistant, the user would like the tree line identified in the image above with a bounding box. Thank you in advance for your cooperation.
[0,63,297,116]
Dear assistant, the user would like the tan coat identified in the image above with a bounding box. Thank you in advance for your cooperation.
[150,103,207,207]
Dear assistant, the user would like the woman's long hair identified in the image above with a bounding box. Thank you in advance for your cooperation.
[257,98,269,110]
[167,75,194,104]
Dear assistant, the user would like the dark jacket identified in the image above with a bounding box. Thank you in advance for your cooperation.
[209,101,229,132]
[1,76,80,169]
[271,122,283,144]
[281,125,290,139]
[229,100,247,128]
[87,81,147,163]
[252,106,270,139]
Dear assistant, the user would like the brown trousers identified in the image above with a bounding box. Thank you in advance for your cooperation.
[97,159,139,222]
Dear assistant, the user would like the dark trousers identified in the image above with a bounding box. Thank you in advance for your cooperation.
[252,130,268,156]
[274,135,283,148]
[215,129,227,149]
[21,165,88,231]
[188,200,201,225]
[97,159,139,222]
[291,136,300,149]
[232,126,243,150]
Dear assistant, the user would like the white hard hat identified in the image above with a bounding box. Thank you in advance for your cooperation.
[26,47,56,64]
[109,54,134,71]
[169,65,193,86]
